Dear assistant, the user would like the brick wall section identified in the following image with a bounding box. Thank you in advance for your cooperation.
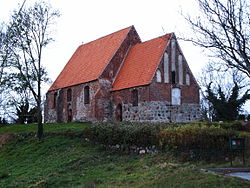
[112,83,200,122]
[45,81,100,123]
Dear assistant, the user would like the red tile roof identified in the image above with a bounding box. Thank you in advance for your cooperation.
[49,26,133,91]
[112,33,172,91]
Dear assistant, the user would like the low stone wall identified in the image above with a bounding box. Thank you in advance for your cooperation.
[123,101,200,122]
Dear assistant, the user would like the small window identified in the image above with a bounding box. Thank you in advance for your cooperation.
[156,69,162,83]
[67,88,72,102]
[53,92,57,108]
[84,86,90,104]
[186,73,190,85]
[171,71,176,84]
[132,89,138,106]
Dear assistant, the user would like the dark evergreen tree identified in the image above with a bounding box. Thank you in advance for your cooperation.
[15,99,29,124]
[206,82,250,121]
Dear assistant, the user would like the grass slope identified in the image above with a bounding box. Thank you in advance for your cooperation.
[0,123,250,187]
[0,122,90,134]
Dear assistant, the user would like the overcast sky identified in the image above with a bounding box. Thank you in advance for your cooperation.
[0,0,205,82]
[1,0,248,112]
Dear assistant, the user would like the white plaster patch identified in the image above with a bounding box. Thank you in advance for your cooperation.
[171,40,176,71]
[164,52,169,83]
[178,55,183,85]
[156,69,162,82]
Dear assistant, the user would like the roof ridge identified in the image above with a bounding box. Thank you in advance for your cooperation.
[136,32,173,46]
[79,26,133,47]
[49,26,134,91]
[97,26,136,79]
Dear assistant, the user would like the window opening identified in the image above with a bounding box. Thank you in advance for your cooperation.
[116,104,122,121]
[84,86,90,104]
[53,92,57,108]
[132,89,138,106]
[67,88,72,102]
[171,71,176,84]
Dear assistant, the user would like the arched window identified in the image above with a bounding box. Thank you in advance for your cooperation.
[156,69,162,83]
[186,73,190,85]
[84,86,90,104]
[67,88,72,102]
[131,89,138,106]
[53,92,57,108]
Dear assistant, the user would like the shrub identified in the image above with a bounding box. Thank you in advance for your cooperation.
[84,122,161,150]
[84,122,250,159]
[158,125,250,160]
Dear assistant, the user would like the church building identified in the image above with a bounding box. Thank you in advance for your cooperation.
[44,26,200,123]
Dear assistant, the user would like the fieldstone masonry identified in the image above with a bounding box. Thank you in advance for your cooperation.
[123,101,200,122]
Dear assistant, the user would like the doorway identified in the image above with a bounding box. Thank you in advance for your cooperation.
[116,104,122,121]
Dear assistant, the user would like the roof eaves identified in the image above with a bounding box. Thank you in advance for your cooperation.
[48,26,134,92]
[48,78,98,92]
[111,83,150,92]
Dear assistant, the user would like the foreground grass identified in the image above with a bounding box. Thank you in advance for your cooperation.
[1,134,250,187]
[0,122,91,134]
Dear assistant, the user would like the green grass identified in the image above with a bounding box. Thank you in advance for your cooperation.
[0,123,250,187]
[0,122,91,134]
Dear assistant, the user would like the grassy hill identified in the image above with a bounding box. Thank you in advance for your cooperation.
[0,122,250,188]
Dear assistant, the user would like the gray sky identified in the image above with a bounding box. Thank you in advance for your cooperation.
[0,0,205,83]
[1,0,249,112]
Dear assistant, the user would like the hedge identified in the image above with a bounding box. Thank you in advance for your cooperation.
[84,122,162,149]
[83,122,250,159]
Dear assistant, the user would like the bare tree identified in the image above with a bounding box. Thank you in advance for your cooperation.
[185,0,250,78]
[0,1,27,121]
[5,1,59,140]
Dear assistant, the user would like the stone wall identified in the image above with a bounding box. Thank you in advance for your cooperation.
[122,101,200,122]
